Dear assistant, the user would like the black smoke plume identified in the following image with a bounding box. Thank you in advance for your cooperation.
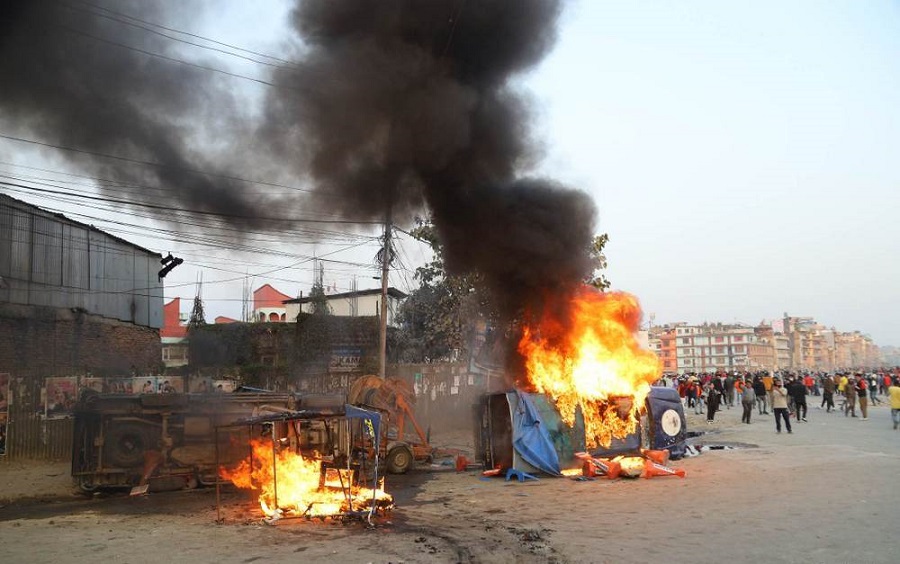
[1,0,597,325]
[265,0,597,322]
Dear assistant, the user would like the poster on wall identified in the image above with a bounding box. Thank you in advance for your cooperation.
[81,377,106,393]
[45,376,77,419]
[188,377,213,393]
[107,377,135,394]
[212,380,236,393]
[0,373,9,456]
[158,376,184,393]
[133,377,158,394]
[330,347,362,373]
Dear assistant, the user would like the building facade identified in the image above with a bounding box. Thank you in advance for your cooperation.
[284,288,407,328]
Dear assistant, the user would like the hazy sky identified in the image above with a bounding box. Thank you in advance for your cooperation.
[527,0,900,345]
[3,1,898,345]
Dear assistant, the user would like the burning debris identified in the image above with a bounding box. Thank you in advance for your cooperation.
[216,406,394,525]
[220,439,393,521]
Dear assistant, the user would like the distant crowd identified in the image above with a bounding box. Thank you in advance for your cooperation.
[656,368,900,433]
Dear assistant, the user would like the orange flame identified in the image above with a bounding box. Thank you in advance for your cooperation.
[517,287,660,449]
[220,440,392,518]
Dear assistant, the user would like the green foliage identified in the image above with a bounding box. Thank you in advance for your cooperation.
[585,233,611,291]
[308,280,332,316]
[395,218,489,362]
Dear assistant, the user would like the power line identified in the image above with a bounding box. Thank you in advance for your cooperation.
[1,179,378,226]
[0,175,370,242]
[51,20,288,91]
[60,1,297,71]
[0,133,327,198]
[65,0,301,68]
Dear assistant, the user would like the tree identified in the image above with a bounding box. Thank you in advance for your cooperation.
[307,279,331,316]
[585,233,611,291]
[306,259,331,316]
[395,218,487,362]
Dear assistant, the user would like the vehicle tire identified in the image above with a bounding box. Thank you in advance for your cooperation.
[386,446,413,474]
[104,422,154,468]
[78,477,99,494]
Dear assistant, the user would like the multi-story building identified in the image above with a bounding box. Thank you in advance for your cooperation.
[284,287,408,328]
[648,326,678,374]
[253,284,294,322]
[654,316,882,374]
[658,322,774,374]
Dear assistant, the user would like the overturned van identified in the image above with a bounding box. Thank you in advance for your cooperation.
[473,386,686,476]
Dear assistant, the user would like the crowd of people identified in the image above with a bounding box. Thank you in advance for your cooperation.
[657,368,900,433]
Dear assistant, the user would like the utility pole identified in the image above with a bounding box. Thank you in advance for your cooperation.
[378,213,392,378]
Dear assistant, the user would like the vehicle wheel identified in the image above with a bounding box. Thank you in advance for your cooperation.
[104,422,154,468]
[78,477,99,494]
[386,446,413,474]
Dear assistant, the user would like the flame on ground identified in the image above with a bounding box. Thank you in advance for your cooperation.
[220,439,393,518]
[517,287,661,449]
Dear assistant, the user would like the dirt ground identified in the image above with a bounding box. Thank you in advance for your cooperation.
[2,399,899,564]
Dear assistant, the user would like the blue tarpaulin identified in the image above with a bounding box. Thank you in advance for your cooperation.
[512,391,562,476]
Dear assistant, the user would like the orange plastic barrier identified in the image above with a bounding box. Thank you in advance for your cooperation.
[641,459,686,479]
[575,452,621,479]
[640,449,670,465]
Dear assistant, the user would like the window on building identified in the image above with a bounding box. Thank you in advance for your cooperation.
[716,346,724,354]
[716,357,725,364]
[734,335,743,342]
[715,336,724,343]
[734,345,745,353]
[682,338,690,345]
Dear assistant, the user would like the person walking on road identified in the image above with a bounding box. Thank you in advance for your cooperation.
[772,378,792,434]
[789,377,808,422]
[741,380,756,424]
[844,376,857,418]
[753,376,768,415]
[855,375,869,421]
[889,377,900,430]
[706,381,721,424]
[821,375,836,412]
[868,375,882,406]
[724,374,735,409]
[763,372,774,415]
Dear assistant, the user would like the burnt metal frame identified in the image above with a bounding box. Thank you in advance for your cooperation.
[214,406,385,525]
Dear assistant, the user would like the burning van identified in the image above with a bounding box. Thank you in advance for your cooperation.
[474,287,685,476]
[474,387,686,476]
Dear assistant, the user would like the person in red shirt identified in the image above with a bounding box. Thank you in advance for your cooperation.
[855,375,869,420]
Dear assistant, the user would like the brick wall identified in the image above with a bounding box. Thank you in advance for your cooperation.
[1,303,161,460]
[0,303,161,377]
